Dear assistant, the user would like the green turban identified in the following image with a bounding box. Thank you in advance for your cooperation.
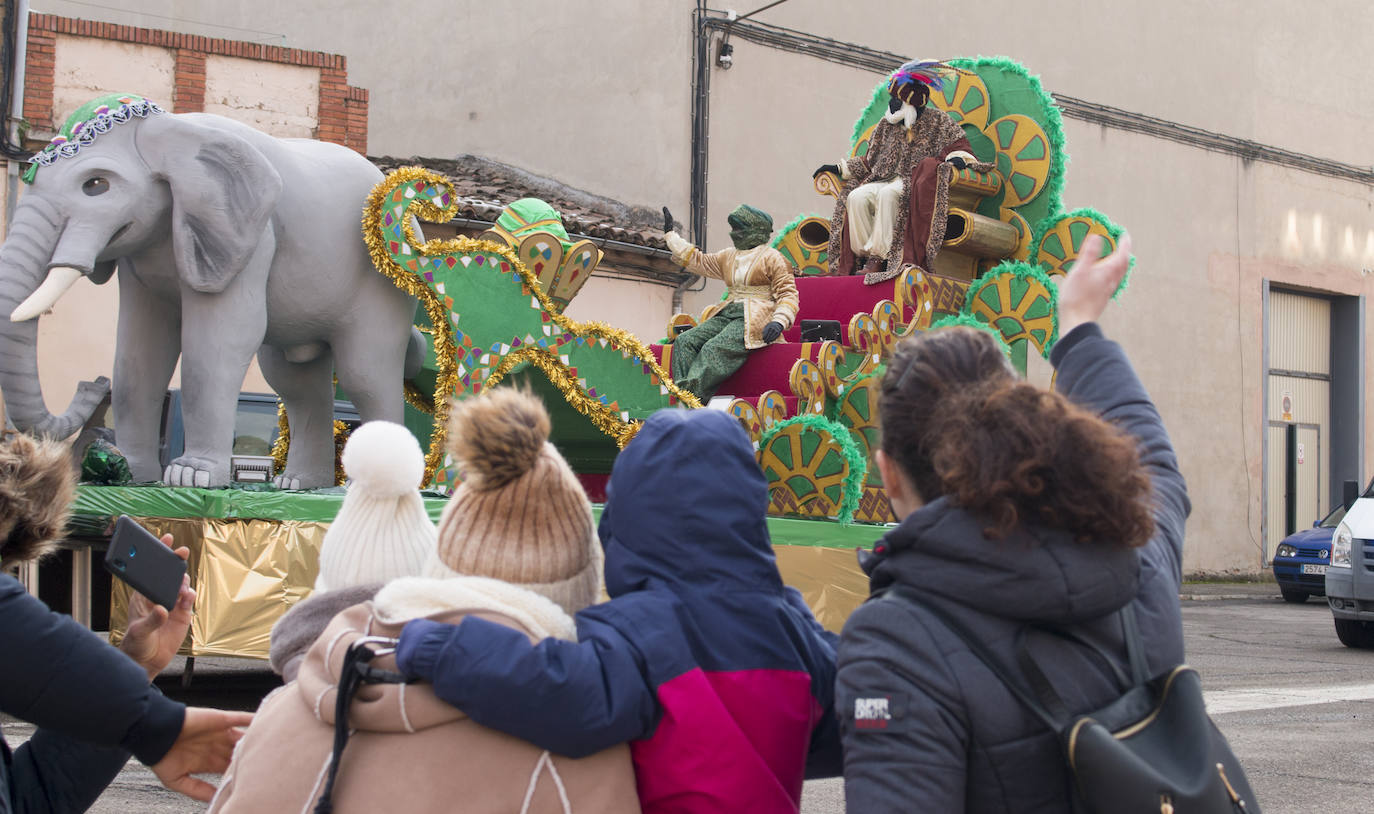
[727,204,773,250]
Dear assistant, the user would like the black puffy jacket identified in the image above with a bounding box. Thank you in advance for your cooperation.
[0,574,185,813]
[836,323,1190,813]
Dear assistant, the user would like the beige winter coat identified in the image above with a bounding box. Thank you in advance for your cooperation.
[208,577,640,814]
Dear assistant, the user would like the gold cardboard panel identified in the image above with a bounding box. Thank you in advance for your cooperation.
[773,545,869,633]
[111,521,867,658]
[110,518,325,659]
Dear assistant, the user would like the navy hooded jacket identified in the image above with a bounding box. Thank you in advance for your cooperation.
[397,407,841,813]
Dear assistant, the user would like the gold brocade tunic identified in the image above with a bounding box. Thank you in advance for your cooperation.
[664,232,800,349]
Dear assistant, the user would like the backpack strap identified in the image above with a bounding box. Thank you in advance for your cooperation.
[876,585,1068,733]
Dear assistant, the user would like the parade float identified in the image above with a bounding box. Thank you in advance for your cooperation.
[29,57,1135,662]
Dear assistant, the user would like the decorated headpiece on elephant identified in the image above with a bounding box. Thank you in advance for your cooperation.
[1,94,423,488]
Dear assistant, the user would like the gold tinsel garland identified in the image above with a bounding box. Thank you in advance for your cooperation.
[270,404,349,486]
[483,347,643,448]
[362,167,697,477]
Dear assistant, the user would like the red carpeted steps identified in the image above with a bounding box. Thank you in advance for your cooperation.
[649,273,909,405]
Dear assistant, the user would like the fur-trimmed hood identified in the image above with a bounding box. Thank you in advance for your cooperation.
[295,576,576,733]
[0,434,75,566]
[209,575,640,814]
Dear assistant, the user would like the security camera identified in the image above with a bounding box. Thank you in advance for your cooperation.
[717,42,734,69]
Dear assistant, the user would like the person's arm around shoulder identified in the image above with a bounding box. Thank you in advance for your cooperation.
[1050,233,1189,581]
[837,599,969,811]
[397,608,659,758]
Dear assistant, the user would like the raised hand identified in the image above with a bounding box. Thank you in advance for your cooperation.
[812,164,840,180]
[120,533,194,682]
[1056,232,1133,339]
[662,206,675,234]
[150,707,253,801]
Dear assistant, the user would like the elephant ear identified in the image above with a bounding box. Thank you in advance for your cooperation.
[136,115,283,293]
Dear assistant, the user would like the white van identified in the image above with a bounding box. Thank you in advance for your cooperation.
[1326,479,1374,647]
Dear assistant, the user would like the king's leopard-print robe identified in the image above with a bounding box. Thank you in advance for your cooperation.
[828,107,991,282]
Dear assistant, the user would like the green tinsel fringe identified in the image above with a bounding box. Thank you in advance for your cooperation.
[948,56,1069,221]
[1029,207,1136,300]
[849,79,892,151]
[770,213,825,249]
[962,260,1061,356]
[930,313,1015,358]
[758,413,867,525]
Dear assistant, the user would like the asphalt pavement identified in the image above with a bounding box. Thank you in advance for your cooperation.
[4,584,1367,813]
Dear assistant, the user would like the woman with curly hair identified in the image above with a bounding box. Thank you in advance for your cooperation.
[837,234,1191,812]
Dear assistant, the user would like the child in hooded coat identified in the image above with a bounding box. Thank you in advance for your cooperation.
[397,407,841,814]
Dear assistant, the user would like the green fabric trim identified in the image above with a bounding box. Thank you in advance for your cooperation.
[948,56,1068,222]
[1030,206,1136,300]
[71,486,878,549]
[497,198,571,249]
[758,413,867,524]
[592,505,879,547]
[929,313,1015,358]
[962,260,1061,356]
[72,484,450,525]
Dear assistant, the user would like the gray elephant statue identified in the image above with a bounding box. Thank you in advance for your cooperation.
[0,94,421,488]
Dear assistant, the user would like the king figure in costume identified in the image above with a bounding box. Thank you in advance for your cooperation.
[662,205,799,401]
[818,60,987,284]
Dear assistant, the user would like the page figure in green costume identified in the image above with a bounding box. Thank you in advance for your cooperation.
[661,205,800,401]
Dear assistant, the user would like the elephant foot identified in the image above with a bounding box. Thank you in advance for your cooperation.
[164,456,228,488]
[273,469,333,491]
[273,473,302,490]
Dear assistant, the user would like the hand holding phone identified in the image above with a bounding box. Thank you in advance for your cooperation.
[105,516,188,611]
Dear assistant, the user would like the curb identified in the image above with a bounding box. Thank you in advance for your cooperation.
[1179,593,1280,602]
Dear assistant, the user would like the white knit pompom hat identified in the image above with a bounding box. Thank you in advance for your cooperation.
[315,421,438,592]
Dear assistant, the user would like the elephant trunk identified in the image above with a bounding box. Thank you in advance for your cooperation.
[0,195,110,439]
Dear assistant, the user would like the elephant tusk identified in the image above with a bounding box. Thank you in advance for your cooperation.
[10,266,85,322]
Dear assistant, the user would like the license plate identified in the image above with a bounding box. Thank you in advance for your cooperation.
[1302,564,1328,575]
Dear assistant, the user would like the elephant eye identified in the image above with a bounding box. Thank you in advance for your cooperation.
[82,177,109,196]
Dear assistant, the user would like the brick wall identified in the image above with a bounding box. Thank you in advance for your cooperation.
[21,13,367,151]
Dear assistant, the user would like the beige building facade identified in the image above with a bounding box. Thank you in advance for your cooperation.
[8,1,1374,574]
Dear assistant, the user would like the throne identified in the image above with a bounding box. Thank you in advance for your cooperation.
[653,58,1133,524]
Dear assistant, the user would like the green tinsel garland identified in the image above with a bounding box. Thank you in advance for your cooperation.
[948,55,1069,222]
[962,259,1061,356]
[1028,206,1136,300]
[758,413,867,525]
[929,313,1015,358]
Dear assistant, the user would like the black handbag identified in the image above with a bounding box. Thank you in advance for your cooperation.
[878,586,1260,813]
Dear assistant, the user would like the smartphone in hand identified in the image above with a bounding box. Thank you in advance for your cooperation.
[104,516,187,611]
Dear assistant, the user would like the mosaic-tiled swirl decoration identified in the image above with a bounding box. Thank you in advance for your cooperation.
[363,167,701,479]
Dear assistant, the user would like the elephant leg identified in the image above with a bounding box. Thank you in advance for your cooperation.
[113,266,181,482]
[331,290,414,425]
[258,344,336,490]
[166,241,271,488]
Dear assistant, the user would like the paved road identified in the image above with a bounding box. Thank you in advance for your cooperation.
[6,586,1370,812]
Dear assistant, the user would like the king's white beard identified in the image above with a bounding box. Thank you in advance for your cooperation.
[883,102,919,130]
